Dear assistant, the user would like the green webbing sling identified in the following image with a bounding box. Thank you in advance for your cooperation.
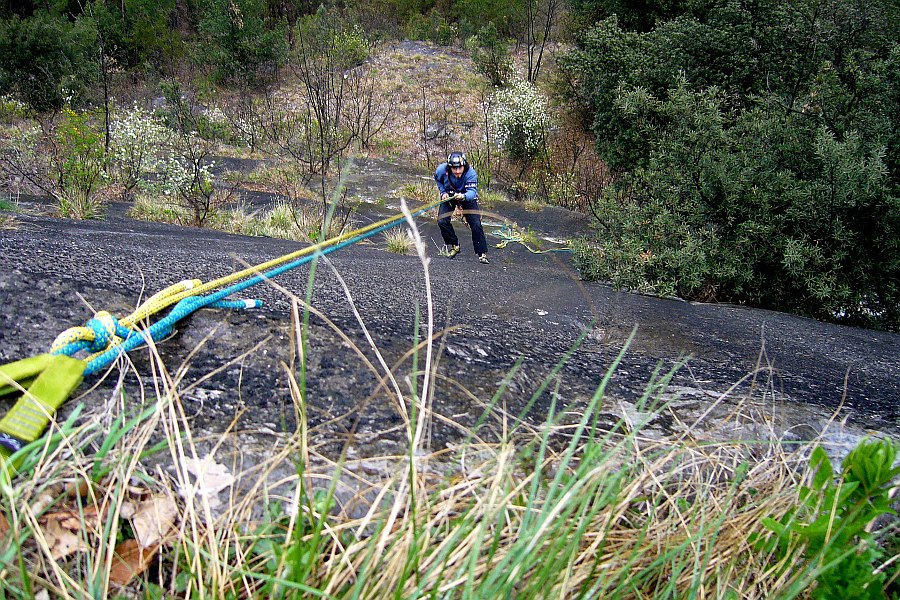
[0,354,86,460]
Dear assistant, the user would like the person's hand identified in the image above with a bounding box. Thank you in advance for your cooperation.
[453,192,465,202]
[441,192,450,202]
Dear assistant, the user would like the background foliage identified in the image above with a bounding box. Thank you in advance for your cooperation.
[1,0,898,330]
[561,0,900,330]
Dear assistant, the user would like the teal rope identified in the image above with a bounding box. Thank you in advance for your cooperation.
[64,207,427,376]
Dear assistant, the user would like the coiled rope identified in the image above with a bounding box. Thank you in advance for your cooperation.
[493,223,572,254]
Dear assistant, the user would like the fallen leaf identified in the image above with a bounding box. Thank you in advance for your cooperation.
[179,456,235,508]
[109,539,159,586]
[39,505,103,560]
[53,505,100,531]
[132,496,178,548]
[43,515,88,559]
[119,500,137,519]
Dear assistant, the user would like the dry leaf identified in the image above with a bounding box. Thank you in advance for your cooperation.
[109,539,159,587]
[132,496,177,548]
[120,500,137,519]
[43,515,89,559]
[179,456,235,508]
[30,488,60,515]
[40,505,102,560]
[53,506,100,531]
[0,512,9,537]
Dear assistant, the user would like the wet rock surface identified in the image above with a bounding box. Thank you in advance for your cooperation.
[1,160,898,474]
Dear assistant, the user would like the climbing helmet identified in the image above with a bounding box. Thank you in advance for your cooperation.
[447,152,467,168]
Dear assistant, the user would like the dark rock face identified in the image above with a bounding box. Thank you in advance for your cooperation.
[1,166,898,466]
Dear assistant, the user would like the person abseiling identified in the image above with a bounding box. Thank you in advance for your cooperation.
[434,151,489,264]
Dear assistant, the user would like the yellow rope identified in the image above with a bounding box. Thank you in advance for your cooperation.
[117,200,442,326]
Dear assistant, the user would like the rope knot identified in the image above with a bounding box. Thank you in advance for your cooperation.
[51,311,129,357]
[85,311,119,352]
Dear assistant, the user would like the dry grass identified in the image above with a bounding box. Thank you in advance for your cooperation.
[364,41,492,168]
[0,342,825,599]
[384,227,416,254]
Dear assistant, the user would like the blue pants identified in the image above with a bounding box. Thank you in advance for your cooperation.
[438,198,487,255]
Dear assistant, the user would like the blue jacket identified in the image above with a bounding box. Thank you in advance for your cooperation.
[434,162,478,202]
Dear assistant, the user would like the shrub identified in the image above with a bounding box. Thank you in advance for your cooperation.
[0,12,97,111]
[0,124,43,197]
[559,4,900,329]
[406,10,456,46]
[53,107,109,219]
[572,78,900,328]
[490,81,549,163]
[758,439,900,600]
[384,227,415,254]
[138,128,226,228]
[398,181,435,203]
[128,193,188,223]
[464,23,513,88]
[478,187,508,209]
[196,0,287,85]
[109,104,173,200]
[0,95,29,122]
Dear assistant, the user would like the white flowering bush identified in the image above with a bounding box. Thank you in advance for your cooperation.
[0,124,43,196]
[110,104,173,199]
[147,149,219,226]
[490,81,549,162]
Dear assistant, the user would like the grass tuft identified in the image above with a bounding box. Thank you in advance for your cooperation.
[384,227,415,254]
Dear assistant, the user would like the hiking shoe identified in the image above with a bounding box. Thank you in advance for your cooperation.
[478,254,490,264]
[445,245,461,259]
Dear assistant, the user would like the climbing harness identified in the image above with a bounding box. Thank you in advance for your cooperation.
[0,198,442,474]
[492,223,572,254]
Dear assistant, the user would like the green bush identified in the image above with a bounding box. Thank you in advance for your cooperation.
[464,23,513,87]
[88,0,181,72]
[560,1,900,330]
[296,8,372,72]
[758,439,900,599]
[405,9,456,46]
[0,11,98,111]
[572,79,900,327]
[54,107,108,219]
[196,0,287,85]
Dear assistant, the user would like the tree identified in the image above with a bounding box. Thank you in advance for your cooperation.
[196,0,287,85]
[561,0,900,329]
[523,0,562,83]
[288,8,369,198]
[0,11,98,111]
[86,0,180,72]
